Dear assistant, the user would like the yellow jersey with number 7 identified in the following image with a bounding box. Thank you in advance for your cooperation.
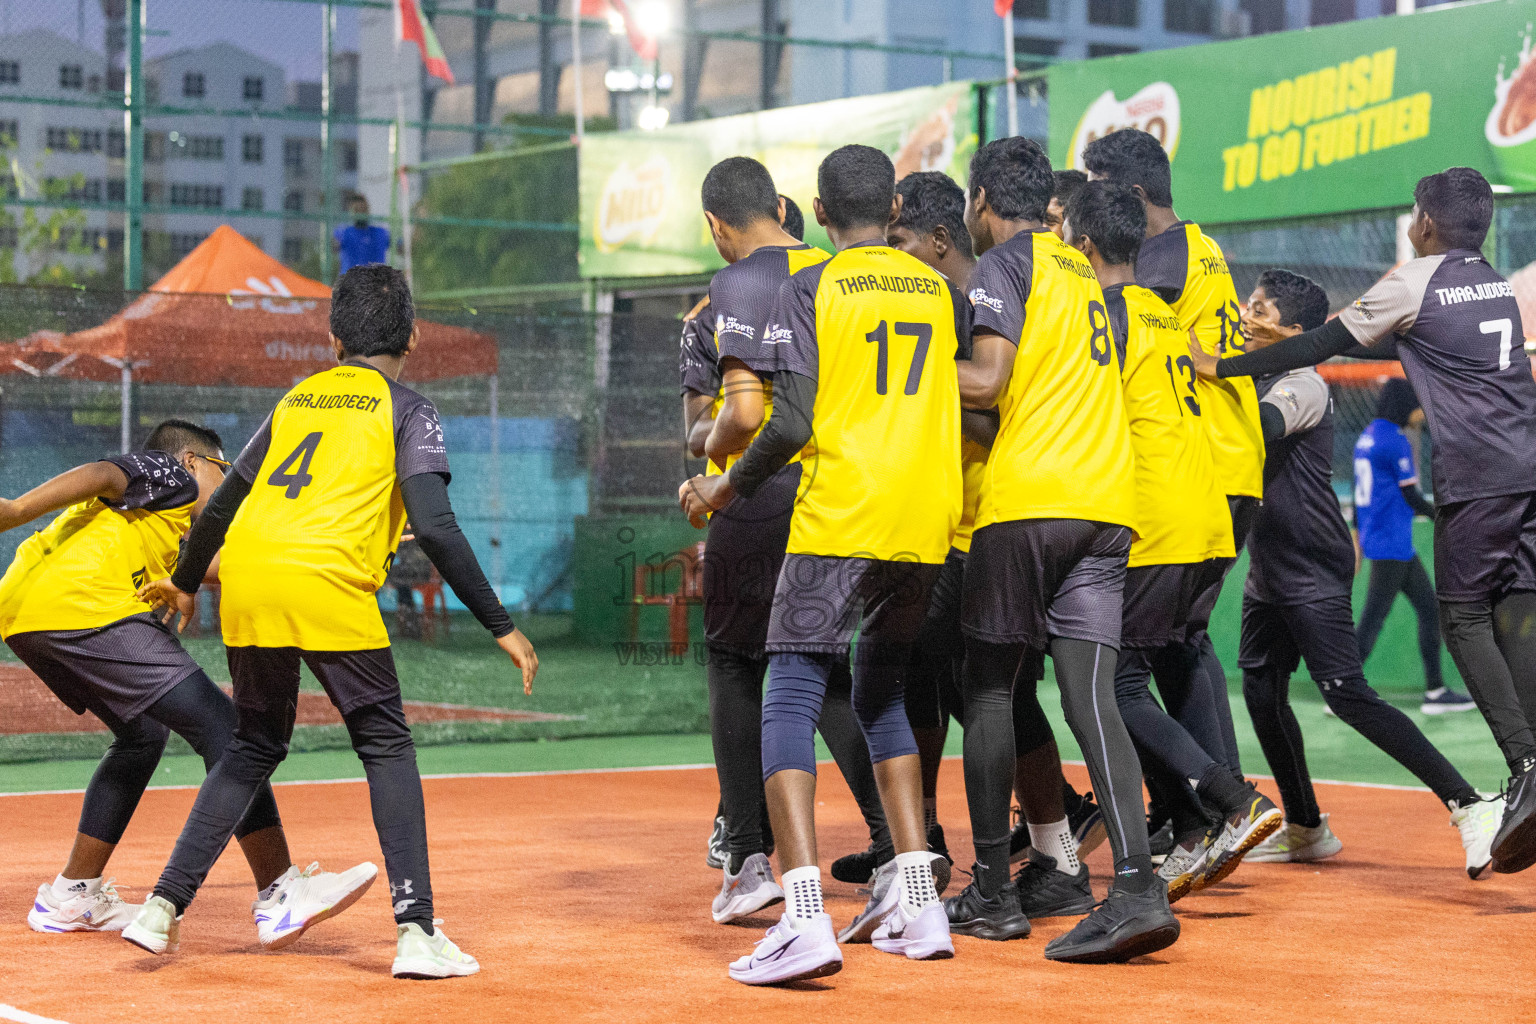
[219,361,452,651]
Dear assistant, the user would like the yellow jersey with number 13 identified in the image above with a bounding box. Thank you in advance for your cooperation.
[758,241,964,563]
[968,228,1137,532]
[219,360,451,651]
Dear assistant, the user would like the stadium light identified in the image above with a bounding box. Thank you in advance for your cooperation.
[637,104,671,131]
[633,1,672,38]
[607,9,627,34]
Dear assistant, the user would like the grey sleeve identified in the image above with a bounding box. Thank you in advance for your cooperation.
[1336,256,1441,348]
[1261,370,1330,437]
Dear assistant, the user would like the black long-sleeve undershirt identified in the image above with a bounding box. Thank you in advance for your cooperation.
[172,470,249,594]
[726,370,816,499]
[1216,318,1359,380]
[1401,482,1435,519]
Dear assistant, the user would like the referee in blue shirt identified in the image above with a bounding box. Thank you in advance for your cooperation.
[332,195,391,275]
[1353,379,1475,715]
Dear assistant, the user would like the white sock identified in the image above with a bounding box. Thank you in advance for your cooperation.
[923,799,938,831]
[1028,818,1079,876]
[781,865,824,922]
[895,851,939,913]
[53,874,100,900]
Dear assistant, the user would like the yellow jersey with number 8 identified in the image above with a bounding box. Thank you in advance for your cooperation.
[220,361,451,650]
[758,242,964,563]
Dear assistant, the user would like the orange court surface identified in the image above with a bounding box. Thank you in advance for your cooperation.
[1,763,1533,1024]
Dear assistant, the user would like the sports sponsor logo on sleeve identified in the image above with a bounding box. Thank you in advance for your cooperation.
[969,287,1005,313]
[719,316,757,339]
[764,324,794,345]
[1351,299,1375,321]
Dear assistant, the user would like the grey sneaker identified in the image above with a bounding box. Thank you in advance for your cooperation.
[711,852,785,924]
[837,858,899,944]
[1156,827,1216,904]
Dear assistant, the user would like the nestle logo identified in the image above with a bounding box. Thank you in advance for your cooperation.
[969,287,1004,313]
[764,324,794,345]
[719,316,756,340]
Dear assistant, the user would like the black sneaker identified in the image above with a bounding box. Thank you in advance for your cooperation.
[1493,766,1536,874]
[1148,818,1175,864]
[1013,849,1095,919]
[1068,790,1107,857]
[928,823,953,896]
[831,843,890,884]
[1042,882,1180,964]
[944,876,1032,940]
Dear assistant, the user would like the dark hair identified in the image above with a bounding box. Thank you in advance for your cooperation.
[331,264,415,357]
[817,145,896,231]
[1064,181,1144,266]
[1080,129,1174,207]
[1256,268,1330,332]
[145,418,223,456]
[780,194,805,241]
[1414,167,1494,250]
[1052,168,1088,204]
[893,171,972,254]
[701,156,780,230]
[967,136,1053,222]
[1375,378,1420,425]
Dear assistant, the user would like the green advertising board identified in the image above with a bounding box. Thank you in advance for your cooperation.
[1048,0,1536,224]
[578,82,977,279]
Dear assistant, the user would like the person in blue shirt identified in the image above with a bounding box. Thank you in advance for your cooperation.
[332,195,391,275]
[1353,378,1475,715]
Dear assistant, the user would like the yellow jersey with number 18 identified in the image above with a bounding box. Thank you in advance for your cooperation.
[1103,284,1234,567]
[1137,221,1263,500]
[758,241,963,563]
[219,360,451,651]
[968,228,1137,531]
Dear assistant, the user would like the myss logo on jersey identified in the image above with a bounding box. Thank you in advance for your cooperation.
[969,288,1005,313]
[764,324,794,345]
[719,316,756,339]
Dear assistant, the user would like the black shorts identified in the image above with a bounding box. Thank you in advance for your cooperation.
[961,518,1131,650]
[702,463,801,657]
[1237,593,1362,682]
[765,553,940,657]
[7,613,203,722]
[1181,556,1236,642]
[1229,494,1261,551]
[1121,562,1205,649]
[227,646,400,718]
[1433,491,1536,602]
[905,548,966,729]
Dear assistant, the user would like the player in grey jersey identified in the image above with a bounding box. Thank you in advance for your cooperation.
[1189,167,1536,876]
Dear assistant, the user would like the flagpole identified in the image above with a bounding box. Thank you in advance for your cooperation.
[571,0,584,144]
[1003,8,1017,138]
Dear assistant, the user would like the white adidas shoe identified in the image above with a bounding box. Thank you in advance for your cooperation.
[1246,814,1344,863]
[871,898,953,961]
[253,861,378,950]
[729,912,843,986]
[28,877,139,933]
[712,852,785,924]
[1451,796,1502,881]
[393,920,480,979]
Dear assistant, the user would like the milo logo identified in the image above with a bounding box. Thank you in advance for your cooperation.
[1066,83,1181,170]
[594,155,672,254]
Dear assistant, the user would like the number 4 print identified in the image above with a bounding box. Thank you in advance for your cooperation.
[268,431,322,499]
[1481,317,1514,371]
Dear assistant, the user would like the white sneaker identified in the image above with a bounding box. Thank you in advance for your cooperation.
[1451,797,1502,881]
[28,878,139,933]
[1156,830,1215,903]
[253,861,378,950]
[393,920,480,979]
[122,895,181,955]
[871,899,953,961]
[836,858,898,944]
[711,852,785,924]
[1246,814,1344,863]
[729,913,843,986]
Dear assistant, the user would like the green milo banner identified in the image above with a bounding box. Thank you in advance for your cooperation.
[1048,0,1536,224]
[578,82,977,279]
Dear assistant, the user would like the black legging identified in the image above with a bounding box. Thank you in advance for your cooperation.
[78,670,282,846]
[1357,556,1444,691]
[1441,592,1536,771]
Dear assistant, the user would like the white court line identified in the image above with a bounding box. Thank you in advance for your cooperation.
[0,756,1435,798]
[0,1003,74,1024]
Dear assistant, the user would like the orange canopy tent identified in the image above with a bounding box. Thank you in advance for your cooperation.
[0,226,498,450]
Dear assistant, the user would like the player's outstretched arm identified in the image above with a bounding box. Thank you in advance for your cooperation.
[1191,317,1355,380]
[0,461,128,532]
[399,472,538,694]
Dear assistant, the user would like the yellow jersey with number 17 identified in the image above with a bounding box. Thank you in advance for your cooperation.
[1103,283,1234,567]
[968,228,1137,532]
[758,241,964,563]
[1136,221,1263,500]
[219,360,452,651]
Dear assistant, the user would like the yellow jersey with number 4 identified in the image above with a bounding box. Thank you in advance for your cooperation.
[1103,284,1234,567]
[968,228,1137,531]
[758,241,964,563]
[220,361,451,650]
[1136,221,1263,500]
